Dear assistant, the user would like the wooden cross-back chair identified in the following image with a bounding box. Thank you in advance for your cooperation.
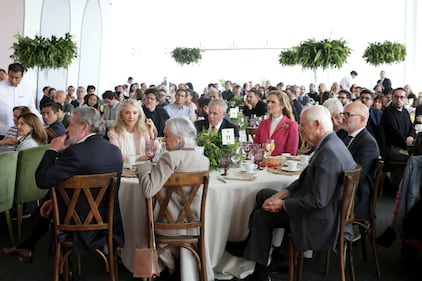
[246,127,257,142]
[354,157,383,278]
[288,166,362,281]
[51,173,118,281]
[145,171,209,281]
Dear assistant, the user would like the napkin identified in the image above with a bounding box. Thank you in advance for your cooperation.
[220,172,256,181]
[268,168,302,175]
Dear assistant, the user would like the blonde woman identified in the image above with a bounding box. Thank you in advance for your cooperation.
[108,99,159,162]
[254,90,299,155]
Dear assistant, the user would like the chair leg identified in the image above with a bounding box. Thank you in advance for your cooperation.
[370,223,381,278]
[17,204,23,241]
[288,237,295,281]
[337,242,346,281]
[4,210,15,245]
[324,251,331,276]
[347,241,356,281]
[53,243,61,281]
[107,244,116,281]
[360,225,368,261]
[296,252,303,281]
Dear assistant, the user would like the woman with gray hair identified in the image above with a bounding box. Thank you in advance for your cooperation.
[323,98,347,139]
[136,116,209,276]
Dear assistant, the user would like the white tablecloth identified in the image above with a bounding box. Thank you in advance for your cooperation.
[118,168,298,280]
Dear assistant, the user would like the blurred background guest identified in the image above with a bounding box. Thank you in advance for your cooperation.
[16,112,47,151]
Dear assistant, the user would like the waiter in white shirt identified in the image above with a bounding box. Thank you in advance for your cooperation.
[0,63,40,138]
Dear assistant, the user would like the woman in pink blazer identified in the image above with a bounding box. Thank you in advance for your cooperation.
[254,90,299,155]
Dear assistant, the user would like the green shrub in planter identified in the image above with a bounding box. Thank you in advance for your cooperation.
[171,47,202,65]
[363,41,407,66]
[10,33,78,70]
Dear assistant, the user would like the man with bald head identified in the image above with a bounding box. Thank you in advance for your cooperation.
[342,101,380,219]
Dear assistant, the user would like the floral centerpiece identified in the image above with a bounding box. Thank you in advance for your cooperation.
[196,130,239,169]
[171,47,202,65]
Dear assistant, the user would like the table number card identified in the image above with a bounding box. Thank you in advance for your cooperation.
[222,128,235,145]
[229,107,239,119]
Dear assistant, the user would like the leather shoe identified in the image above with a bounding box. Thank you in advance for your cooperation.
[1,247,33,263]
[240,274,272,281]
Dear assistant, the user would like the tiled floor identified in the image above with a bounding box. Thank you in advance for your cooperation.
[0,191,420,281]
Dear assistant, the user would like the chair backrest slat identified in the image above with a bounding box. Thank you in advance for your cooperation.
[51,173,117,234]
[147,171,209,232]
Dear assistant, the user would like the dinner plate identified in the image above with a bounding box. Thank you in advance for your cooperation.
[240,169,257,174]
[282,167,302,172]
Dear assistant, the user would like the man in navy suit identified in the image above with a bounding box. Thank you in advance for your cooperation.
[2,107,124,261]
[342,101,380,219]
[194,99,239,138]
[377,70,392,95]
[359,89,383,147]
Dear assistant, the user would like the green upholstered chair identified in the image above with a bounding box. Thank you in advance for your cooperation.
[0,150,19,245]
[14,145,49,240]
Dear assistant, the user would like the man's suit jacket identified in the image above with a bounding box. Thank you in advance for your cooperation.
[347,128,380,219]
[367,107,382,136]
[36,134,124,255]
[194,118,240,138]
[285,132,356,250]
[377,78,392,93]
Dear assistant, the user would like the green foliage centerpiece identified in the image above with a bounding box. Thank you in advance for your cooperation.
[10,33,78,69]
[196,130,239,169]
[279,48,299,67]
[171,47,202,65]
[363,41,407,66]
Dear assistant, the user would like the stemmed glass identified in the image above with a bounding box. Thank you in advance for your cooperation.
[265,139,275,156]
[219,152,232,176]
[231,146,242,167]
[253,147,265,170]
[242,141,252,160]
[145,140,155,161]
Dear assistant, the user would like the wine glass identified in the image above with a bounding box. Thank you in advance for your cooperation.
[145,140,155,160]
[253,147,265,170]
[231,146,242,167]
[219,152,232,176]
[265,139,275,157]
[242,141,252,160]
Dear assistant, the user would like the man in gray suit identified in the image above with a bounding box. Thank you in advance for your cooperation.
[239,105,356,281]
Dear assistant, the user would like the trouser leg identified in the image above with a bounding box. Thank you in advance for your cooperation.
[244,188,290,266]
[17,206,51,250]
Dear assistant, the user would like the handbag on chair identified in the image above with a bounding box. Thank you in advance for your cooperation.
[133,199,160,278]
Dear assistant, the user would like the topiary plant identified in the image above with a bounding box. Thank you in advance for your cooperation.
[171,47,202,65]
[295,38,351,70]
[278,48,298,67]
[10,33,78,70]
[363,41,407,66]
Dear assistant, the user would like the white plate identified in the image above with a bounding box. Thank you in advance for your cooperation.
[240,169,257,174]
[282,167,301,172]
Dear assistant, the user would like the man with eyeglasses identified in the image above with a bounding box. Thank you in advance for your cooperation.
[342,101,380,219]
[381,87,416,188]
[337,90,352,106]
[359,89,382,143]
[164,88,195,120]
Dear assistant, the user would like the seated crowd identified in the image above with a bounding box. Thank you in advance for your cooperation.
[1,63,422,280]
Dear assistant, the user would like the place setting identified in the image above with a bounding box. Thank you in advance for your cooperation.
[268,154,310,175]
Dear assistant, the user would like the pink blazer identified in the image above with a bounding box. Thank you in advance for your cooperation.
[254,116,299,156]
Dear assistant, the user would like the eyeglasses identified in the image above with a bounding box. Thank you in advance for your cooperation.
[393,95,406,100]
[340,112,363,118]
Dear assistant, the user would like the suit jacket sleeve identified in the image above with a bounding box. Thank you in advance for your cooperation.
[285,147,343,216]
[36,148,80,189]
